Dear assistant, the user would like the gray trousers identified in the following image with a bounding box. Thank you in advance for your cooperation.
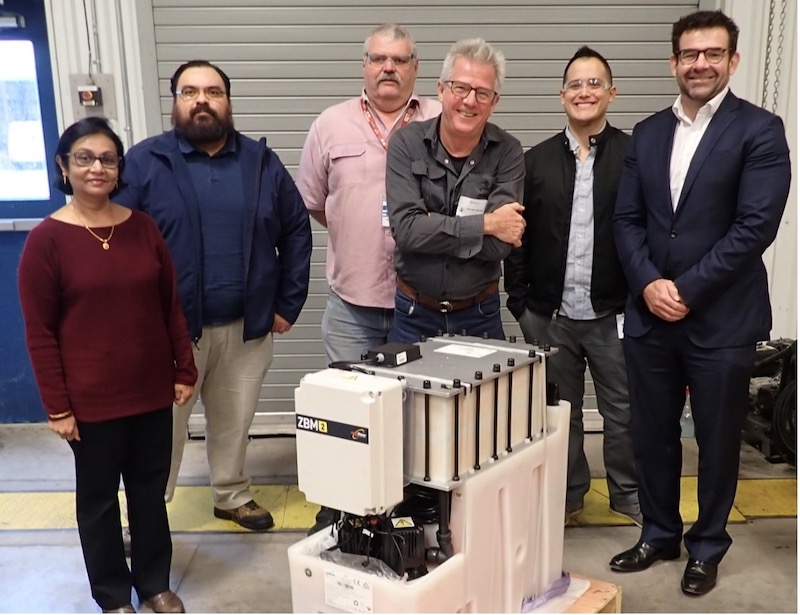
[517,309,638,509]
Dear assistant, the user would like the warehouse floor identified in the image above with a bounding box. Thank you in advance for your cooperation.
[0,424,795,613]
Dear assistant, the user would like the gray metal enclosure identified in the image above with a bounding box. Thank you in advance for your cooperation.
[142,0,699,433]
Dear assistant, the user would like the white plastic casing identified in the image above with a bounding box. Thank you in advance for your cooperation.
[294,369,404,515]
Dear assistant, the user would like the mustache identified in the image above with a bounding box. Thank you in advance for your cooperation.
[377,73,401,85]
[191,103,220,120]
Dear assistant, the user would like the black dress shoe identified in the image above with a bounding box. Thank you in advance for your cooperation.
[681,559,718,596]
[308,506,340,536]
[609,540,681,572]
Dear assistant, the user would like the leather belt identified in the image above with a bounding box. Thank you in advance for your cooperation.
[396,277,499,313]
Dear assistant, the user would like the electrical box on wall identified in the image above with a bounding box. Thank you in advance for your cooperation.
[68,73,117,121]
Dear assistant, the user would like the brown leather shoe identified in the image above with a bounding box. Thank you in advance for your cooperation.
[142,591,185,613]
[214,499,275,531]
[103,606,135,613]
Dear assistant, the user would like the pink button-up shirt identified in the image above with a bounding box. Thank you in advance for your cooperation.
[296,92,441,308]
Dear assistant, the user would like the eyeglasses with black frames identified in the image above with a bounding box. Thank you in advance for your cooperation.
[365,53,416,67]
[174,86,227,101]
[563,78,610,93]
[70,151,120,169]
[675,48,731,65]
[443,80,497,104]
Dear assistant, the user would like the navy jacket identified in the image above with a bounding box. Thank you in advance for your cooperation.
[613,92,791,347]
[117,130,312,341]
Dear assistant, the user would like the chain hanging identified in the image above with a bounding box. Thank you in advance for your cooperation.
[761,0,775,109]
[761,0,787,113]
[771,0,786,114]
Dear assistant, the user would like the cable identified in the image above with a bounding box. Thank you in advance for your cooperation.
[80,0,93,80]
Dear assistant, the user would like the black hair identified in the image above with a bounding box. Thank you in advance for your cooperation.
[563,46,613,85]
[169,60,231,98]
[54,117,125,196]
[671,10,739,55]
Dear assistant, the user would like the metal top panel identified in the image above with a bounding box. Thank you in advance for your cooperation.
[364,335,548,397]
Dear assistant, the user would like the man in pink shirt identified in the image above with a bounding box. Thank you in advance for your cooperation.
[296,23,440,534]
[297,23,440,364]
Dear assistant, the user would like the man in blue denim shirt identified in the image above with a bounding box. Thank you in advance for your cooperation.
[386,38,525,343]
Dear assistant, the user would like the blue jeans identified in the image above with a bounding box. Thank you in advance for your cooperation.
[321,290,393,364]
[389,289,505,344]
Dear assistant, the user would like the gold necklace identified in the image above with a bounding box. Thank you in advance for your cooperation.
[71,204,115,250]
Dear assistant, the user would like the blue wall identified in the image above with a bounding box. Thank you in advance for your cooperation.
[0,233,42,422]
[1,0,62,422]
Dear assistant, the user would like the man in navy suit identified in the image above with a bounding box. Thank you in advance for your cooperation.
[609,10,791,597]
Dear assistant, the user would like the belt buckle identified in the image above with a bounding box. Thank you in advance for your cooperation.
[439,301,453,313]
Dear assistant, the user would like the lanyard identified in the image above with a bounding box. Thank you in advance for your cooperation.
[361,98,418,151]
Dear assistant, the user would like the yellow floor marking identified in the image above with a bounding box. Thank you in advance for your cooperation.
[0,478,793,532]
[734,478,797,517]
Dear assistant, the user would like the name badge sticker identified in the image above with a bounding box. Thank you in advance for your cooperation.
[456,196,489,217]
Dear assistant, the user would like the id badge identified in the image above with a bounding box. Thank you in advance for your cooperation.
[381,194,390,228]
[455,195,489,217]
[615,313,625,339]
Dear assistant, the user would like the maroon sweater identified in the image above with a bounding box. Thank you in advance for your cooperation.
[18,211,198,422]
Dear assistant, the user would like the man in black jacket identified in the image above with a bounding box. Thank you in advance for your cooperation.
[504,47,640,526]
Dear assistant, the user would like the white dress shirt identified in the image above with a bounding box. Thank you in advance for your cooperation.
[669,87,729,211]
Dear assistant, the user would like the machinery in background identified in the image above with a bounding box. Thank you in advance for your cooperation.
[743,339,796,466]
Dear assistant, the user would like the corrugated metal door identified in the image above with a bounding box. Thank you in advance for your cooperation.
[144,0,699,435]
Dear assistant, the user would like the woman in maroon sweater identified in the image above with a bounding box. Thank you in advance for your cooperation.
[18,117,197,614]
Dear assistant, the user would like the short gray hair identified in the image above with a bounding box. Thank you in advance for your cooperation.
[440,38,506,91]
[363,24,417,59]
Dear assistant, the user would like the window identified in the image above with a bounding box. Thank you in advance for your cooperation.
[0,40,49,201]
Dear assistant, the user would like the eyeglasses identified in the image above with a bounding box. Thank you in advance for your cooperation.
[365,53,415,67]
[443,80,497,104]
[174,86,227,101]
[675,48,731,65]
[563,78,610,93]
[71,151,120,169]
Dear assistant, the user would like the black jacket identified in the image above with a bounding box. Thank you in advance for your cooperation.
[504,124,630,319]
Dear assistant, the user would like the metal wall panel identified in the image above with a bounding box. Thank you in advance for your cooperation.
[147,0,698,434]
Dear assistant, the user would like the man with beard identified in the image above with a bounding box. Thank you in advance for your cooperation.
[117,60,312,531]
[296,24,440,534]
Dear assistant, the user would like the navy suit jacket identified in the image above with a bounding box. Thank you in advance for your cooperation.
[613,91,791,348]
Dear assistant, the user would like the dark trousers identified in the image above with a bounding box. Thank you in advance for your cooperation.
[623,323,755,564]
[70,406,173,610]
[518,309,638,509]
[389,289,505,344]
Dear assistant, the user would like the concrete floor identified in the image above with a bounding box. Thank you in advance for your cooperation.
[0,424,796,613]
